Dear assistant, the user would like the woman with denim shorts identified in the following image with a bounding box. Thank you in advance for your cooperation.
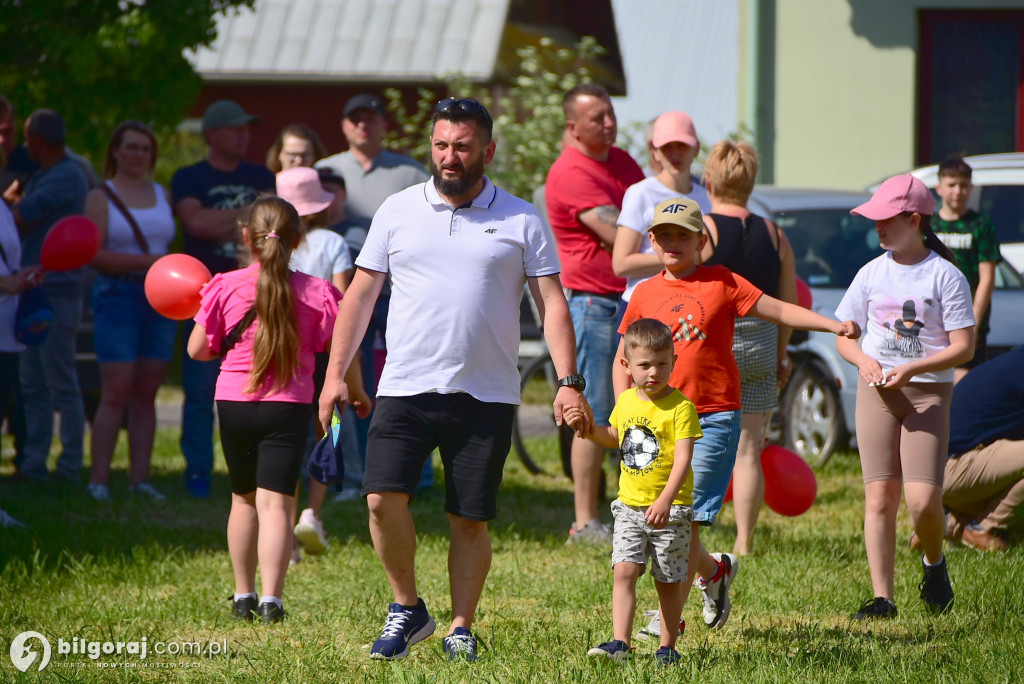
[84,121,177,502]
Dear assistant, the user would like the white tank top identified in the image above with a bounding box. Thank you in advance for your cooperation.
[104,181,175,256]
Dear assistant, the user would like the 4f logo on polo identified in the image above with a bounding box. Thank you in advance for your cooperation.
[661,203,688,214]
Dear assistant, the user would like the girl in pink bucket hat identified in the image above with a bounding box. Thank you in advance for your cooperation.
[834,174,975,620]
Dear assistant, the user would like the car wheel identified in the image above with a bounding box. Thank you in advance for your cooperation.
[779,363,847,467]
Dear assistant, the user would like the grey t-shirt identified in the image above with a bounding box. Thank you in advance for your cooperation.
[316,149,429,250]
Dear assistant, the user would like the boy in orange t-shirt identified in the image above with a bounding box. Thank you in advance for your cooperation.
[615,198,860,634]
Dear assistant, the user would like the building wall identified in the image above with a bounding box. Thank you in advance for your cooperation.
[770,0,1024,190]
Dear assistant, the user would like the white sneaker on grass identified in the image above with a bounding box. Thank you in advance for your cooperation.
[86,483,110,502]
[130,482,166,501]
[636,610,661,641]
[294,508,329,554]
[699,552,737,628]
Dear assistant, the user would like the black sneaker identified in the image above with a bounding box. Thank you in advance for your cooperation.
[852,597,898,620]
[370,598,436,660]
[919,556,954,614]
[230,594,258,621]
[257,602,286,623]
[655,646,682,666]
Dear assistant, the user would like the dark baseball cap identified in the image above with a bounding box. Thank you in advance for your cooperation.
[202,100,259,131]
[343,94,387,119]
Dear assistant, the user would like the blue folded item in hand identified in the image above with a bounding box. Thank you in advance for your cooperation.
[308,409,344,485]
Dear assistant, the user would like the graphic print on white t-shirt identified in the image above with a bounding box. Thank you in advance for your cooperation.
[879,296,926,358]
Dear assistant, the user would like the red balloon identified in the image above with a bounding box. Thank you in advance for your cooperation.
[723,476,734,504]
[39,215,101,271]
[761,445,817,516]
[144,254,212,320]
[796,277,813,309]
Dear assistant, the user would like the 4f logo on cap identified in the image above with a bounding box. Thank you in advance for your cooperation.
[661,203,688,214]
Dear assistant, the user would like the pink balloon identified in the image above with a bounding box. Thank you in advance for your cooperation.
[144,254,212,320]
[40,215,101,271]
[761,445,817,516]
[796,277,813,309]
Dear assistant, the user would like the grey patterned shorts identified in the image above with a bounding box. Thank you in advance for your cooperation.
[610,499,693,583]
[733,316,780,413]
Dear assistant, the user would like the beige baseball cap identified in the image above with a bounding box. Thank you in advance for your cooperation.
[649,197,705,234]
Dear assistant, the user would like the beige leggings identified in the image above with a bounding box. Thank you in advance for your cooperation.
[855,377,953,485]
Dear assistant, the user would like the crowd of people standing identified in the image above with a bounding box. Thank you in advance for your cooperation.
[0,82,1020,664]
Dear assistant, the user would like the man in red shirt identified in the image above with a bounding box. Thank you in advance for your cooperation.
[546,83,644,544]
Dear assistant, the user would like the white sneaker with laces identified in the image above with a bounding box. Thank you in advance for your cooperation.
[86,483,110,502]
[294,508,329,554]
[130,481,166,501]
[699,552,737,628]
[636,609,661,641]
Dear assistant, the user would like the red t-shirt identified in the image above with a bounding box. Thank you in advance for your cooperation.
[619,265,763,413]
[545,145,644,295]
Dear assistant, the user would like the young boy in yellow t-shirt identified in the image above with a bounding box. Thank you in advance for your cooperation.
[564,318,702,666]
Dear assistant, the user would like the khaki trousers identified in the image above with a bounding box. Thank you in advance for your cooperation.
[943,439,1024,538]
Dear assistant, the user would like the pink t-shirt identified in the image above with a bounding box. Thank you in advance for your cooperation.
[195,264,342,403]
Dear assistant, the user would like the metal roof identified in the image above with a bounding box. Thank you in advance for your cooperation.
[190,0,511,83]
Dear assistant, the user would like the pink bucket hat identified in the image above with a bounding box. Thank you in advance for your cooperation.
[652,111,698,149]
[851,174,935,220]
[276,167,334,217]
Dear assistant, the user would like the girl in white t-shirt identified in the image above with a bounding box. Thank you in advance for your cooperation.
[835,174,975,620]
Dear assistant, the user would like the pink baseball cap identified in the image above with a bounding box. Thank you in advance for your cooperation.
[652,111,698,149]
[851,174,935,220]
[276,167,334,217]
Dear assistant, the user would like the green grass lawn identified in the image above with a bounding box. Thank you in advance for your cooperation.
[1,428,1022,682]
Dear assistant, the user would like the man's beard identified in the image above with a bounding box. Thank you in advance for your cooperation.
[431,155,485,198]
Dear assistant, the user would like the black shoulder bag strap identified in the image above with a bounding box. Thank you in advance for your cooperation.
[99,183,150,254]
[220,307,257,356]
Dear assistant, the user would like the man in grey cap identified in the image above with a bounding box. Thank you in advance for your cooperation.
[171,99,275,498]
[316,94,430,499]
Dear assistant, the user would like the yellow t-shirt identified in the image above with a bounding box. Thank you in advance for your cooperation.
[610,388,702,508]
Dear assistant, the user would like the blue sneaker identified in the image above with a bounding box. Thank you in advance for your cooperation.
[442,627,478,662]
[185,472,211,499]
[370,599,436,660]
[587,639,633,660]
[655,646,681,666]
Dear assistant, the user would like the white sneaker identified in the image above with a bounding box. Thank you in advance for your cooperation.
[86,483,110,502]
[0,509,27,528]
[566,518,613,546]
[294,508,328,554]
[636,609,661,641]
[130,481,166,501]
[699,552,738,628]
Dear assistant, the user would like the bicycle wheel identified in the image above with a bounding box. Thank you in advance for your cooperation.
[512,353,558,475]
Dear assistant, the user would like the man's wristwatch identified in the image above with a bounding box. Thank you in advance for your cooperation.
[557,374,586,391]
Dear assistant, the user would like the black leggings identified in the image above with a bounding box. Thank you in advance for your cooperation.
[217,400,310,495]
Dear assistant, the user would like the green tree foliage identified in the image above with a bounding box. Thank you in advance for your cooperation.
[0,0,253,163]
[384,36,607,200]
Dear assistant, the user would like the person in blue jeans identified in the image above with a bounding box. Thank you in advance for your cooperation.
[6,109,89,483]
[171,100,275,497]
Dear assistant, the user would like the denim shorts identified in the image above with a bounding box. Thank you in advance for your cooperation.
[568,293,624,426]
[92,277,177,363]
[690,409,741,525]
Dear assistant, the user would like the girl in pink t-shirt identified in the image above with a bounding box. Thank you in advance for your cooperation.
[187,196,369,623]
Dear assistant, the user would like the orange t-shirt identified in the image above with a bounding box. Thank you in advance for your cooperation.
[619,265,763,413]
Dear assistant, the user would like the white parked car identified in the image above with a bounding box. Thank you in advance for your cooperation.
[749,186,1024,466]
[906,152,1024,276]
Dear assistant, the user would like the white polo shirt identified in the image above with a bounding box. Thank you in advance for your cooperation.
[357,177,560,404]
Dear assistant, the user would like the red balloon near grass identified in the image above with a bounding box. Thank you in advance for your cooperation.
[39,215,101,271]
[144,254,212,320]
[721,445,817,516]
[761,445,817,516]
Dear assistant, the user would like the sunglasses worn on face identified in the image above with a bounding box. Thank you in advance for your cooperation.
[435,98,493,127]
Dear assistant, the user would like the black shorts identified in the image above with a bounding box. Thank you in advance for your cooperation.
[362,393,515,521]
[217,400,310,495]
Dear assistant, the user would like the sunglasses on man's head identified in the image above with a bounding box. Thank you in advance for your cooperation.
[435,98,492,126]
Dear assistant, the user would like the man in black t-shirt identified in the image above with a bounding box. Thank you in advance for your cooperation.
[171,99,274,498]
